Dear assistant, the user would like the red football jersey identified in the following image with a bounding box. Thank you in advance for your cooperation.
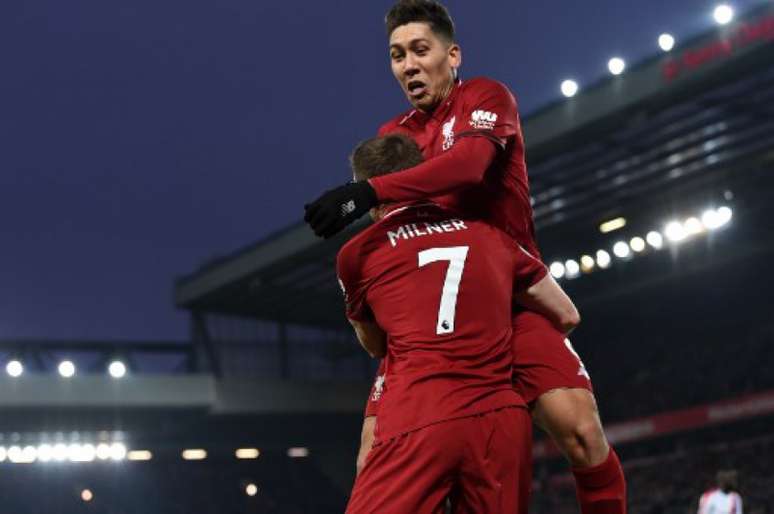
[371,76,540,259]
[337,203,547,441]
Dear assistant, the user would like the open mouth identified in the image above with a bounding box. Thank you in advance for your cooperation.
[407,80,427,98]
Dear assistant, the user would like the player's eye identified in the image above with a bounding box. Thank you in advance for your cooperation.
[415,47,429,55]
[391,52,403,61]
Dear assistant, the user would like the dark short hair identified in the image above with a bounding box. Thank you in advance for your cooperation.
[385,0,455,42]
[350,134,424,181]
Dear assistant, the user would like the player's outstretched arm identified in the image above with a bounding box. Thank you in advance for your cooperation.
[348,318,387,358]
[303,136,496,238]
[356,415,376,476]
[515,274,581,334]
[367,135,497,203]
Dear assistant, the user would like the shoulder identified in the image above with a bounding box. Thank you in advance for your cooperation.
[461,76,517,101]
[337,226,372,272]
[337,218,394,270]
[378,109,417,135]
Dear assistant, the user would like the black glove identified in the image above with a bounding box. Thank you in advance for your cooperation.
[304,181,378,238]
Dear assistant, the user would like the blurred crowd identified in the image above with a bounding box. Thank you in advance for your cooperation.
[533,433,774,514]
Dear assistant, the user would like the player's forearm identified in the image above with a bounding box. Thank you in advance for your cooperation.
[349,319,387,358]
[516,275,581,334]
[356,415,377,476]
[368,136,497,203]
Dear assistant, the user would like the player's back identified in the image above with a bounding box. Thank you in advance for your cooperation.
[338,203,542,441]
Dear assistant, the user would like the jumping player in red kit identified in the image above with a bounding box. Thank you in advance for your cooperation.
[305,2,627,513]
[340,134,577,513]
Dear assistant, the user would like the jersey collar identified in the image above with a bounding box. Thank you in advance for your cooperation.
[399,79,462,127]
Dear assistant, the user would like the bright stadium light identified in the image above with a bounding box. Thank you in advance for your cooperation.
[66,444,82,462]
[549,261,566,279]
[630,237,646,253]
[53,443,68,462]
[646,231,664,249]
[37,444,53,462]
[7,446,22,463]
[561,79,579,98]
[658,33,675,52]
[108,361,126,379]
[81,489,93,502]
[246,483,258,497]
[8,445,36,464]
[127,450,153,461]
[0,447,6,462]
[714,4,734,25]
[58,360,75,378]
[599,217,626,233]
[72,444,96,462]
[287,447,309,458]
[702,208,723,229]
[182,449,207,461]
[580,255,595,273]
[665,221,687,242]
[684,216,704,235]
[596,250,612,269]
[565,259,580,278]
[109,442,127,461]
[235,448,260,460]
[613,241,631,259]
[22,446,37,463]
[96,443,111,460]
[716,206,733,226]
[608,57,626,75]
[6,360,23,377]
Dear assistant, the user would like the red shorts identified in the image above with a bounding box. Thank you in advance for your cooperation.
[511,310,593,404]
[346,407,532,514]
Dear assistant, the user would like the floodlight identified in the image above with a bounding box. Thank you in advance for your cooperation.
[596,250,611,269]
[108,361,126,378]
[58,361,75,378]
[613,241,631,259]
[561,79,579,98]
[6,360,23,377]
[714,4,734,25]
[658,33,675,51]
[549,262,565,279]
[608,57,626,75]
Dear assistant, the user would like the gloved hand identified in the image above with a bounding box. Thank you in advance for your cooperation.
[304,181,378,238]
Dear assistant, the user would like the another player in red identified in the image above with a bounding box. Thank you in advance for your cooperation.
[305,2,626,513]
[340,134,577,513]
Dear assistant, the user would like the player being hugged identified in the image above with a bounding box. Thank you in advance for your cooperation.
[306,2,627,513]
[340,134,575,513]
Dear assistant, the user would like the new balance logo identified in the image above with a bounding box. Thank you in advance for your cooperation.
[341,200,356,217]
[469,110,498,130]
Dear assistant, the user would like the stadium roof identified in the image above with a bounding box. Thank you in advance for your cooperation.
[175,4,774,328]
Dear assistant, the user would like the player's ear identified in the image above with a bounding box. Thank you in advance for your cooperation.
[447,43,461,70]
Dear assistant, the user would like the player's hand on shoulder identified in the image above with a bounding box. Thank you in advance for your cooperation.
[304,181,377,238]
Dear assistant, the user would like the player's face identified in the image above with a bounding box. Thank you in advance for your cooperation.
[389,22,461,112]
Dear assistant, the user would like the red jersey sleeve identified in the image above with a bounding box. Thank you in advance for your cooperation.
[368,135,496,203]
[336,241,374,323]
[512,243,548,291]
[456,77,519,149]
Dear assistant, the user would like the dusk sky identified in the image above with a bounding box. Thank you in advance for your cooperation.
[1,0,763,341]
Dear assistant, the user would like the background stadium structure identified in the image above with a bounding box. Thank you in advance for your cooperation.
[2,5,773,514]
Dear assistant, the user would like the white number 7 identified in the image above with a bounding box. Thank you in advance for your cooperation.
[418,246,469,335]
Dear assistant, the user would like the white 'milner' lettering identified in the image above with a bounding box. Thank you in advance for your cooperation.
[387,219,468,247]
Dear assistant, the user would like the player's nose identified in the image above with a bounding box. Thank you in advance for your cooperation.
[403,54,420,75]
